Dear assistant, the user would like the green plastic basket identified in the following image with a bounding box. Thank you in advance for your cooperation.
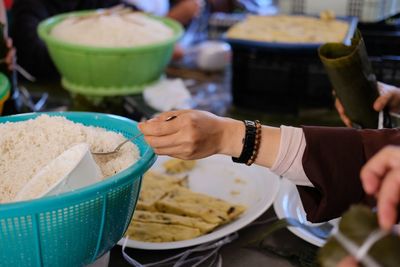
[0,112,156,267]
[38,11,183,96]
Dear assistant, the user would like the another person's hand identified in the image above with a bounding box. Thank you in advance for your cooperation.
[373,82,400,113]
[360,145,400,230]
[334,95,352,127]
[336,145,400,267]
[337,256,358,267]
[138,110,244,160]
[167,0,202,26]
[172,44,184,61]
[334,82,400,127]
[3,37,15,71]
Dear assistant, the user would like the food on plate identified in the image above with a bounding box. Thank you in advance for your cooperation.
[234,177,246,184]
[156,186,246,224]
[136,171,187,211]
[132,210,217,234]
[163,158,196,174]
[230,190,240,196]
[127,169,246,242]
[51,11,174,48]
[127,221,202,243]
[226,15,349,43]
[0,115,139,203]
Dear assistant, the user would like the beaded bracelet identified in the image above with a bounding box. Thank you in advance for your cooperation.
[232,120,261,166]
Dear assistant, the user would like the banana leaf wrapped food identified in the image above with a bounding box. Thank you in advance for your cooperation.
[319,205,400,267]
[319,31,379,129]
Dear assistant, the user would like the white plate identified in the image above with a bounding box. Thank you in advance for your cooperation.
[119,155,280,250]
[273,178,340,247]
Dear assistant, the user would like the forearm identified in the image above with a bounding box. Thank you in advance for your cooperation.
[217,118,281,168]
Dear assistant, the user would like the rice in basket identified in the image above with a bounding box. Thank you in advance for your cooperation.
[0,115,140,203]
[51,12,174,48]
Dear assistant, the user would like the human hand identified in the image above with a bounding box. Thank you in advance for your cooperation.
[360,145,400,230]
[167,0,203,25]
[337,256,358,267]
[138,110,244,160]
[3,37,15,71]
[373,82,400,113]
[172,44,184,61]
[334,82,400,127]
[334,96,352,127]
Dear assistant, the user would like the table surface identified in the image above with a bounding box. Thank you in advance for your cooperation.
[18,61,342,267]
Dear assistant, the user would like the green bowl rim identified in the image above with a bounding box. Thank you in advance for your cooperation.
[0,72,10,100]
[38,10,184,53]
[0,111,157,214]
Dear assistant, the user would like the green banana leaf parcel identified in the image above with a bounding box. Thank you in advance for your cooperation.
[319,31,379,129]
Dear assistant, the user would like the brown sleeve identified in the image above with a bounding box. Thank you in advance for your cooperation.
[298,126,400,223]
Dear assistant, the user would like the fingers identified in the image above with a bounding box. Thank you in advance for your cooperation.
[152,144,186,157]
[334,98,352,127]
[172,45,184,61]
[337,256,358,267]
[6,37,13,48]
[377,168,400,230]
[373,92,393,112]
[5,48,15,71]
[153,110,190,121]
[143,132,182,149]
[138,113,184,136]
[373,87,400,113]
[361,146,400,194]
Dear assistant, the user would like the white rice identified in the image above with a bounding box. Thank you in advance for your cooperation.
[51,12,174,48]
[0,115,140,203]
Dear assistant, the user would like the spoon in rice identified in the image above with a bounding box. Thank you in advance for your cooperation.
[91,115,177,156]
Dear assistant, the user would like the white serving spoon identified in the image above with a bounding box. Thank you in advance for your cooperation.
[14,143,102,202]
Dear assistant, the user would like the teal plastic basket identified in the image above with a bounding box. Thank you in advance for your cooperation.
[0,112,156,267]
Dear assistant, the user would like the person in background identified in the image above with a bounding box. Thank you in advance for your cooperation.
[11,0,123,80]
[123,0,204,26]
[168,0,203,26]
[11,0,200,81]
[0,0,14,72]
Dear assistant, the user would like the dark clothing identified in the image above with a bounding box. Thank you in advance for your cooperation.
[11,0,122,80]
[299,127,400,222]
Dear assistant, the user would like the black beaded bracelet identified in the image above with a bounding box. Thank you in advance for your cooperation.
[232,120,258,165]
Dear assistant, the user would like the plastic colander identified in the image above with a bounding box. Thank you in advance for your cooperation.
[0,112,156,267]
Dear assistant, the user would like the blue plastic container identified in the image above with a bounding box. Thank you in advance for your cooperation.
[0,112,156,267]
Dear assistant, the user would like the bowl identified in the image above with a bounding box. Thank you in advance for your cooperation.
[38,11,183,96]
[0,112,156,267]
[0,72,10,114]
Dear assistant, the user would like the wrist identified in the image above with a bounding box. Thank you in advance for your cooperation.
[217,118,245,157]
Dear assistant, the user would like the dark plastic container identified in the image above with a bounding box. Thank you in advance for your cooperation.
[225,16,358,113]
[357,12,400,56]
